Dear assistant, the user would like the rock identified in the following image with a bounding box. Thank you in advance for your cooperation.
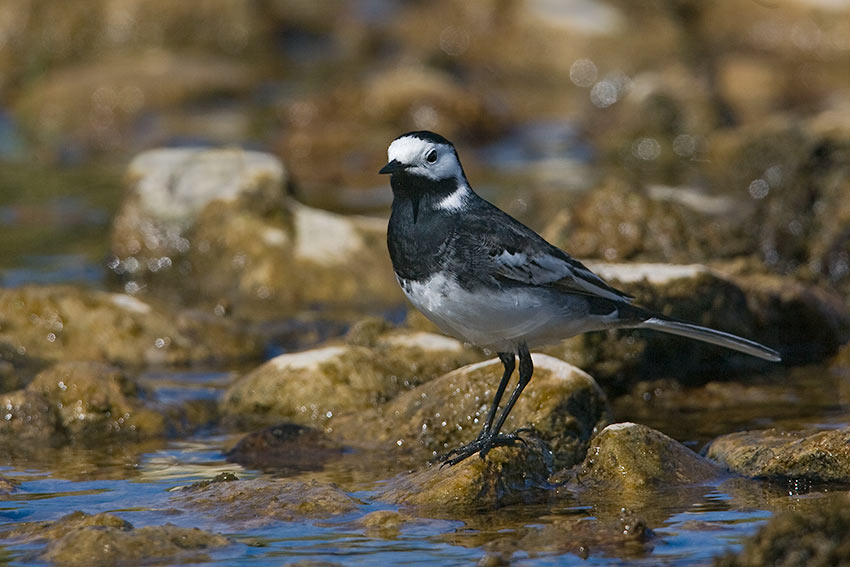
[276,63,510,208]
[0,362,166,445]
[8,511,228,565]
[225,422,345,473]
[706,428,850,483]
[541,263,849,391]
[706,115,850,296]
[340,353,610,470]
[716,495,850,567]
[108,147,400,315]
[378,442,552,512]
[356,510,415,539]
[172,477,361,527]
[0,285,262,365]
[13,52,259,158]
[545,177,754,263]
[221,327,483,428]
[577,422,724,495]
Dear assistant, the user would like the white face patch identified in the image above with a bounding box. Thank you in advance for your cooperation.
[387,135,464,182]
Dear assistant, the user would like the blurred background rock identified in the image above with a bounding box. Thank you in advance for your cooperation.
[1,0,849,332]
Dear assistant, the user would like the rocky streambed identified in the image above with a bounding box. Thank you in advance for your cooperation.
[2,144,850,566]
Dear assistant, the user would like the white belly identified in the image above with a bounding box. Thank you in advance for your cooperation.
[399,272,602,352]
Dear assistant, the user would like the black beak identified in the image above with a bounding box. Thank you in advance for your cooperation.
[379,159,405,175]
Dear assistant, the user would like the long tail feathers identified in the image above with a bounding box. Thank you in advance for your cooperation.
[637,317,782,362]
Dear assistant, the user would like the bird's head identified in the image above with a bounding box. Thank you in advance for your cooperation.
[379,131,466,183]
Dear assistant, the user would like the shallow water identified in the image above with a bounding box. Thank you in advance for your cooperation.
[2,348,848,565]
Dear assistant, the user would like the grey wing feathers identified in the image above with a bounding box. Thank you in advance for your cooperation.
[485,226,632,303]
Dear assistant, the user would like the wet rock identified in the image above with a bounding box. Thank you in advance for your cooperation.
[0,362,166,445]
[276,63,510,208]
[541,263,848,391]
[362,66,506,140]
[577,422,724,496]
[706,115,850,296]
[109,147,400,315]
[13,52,259,158]
[378,442,552,512]
[706,427,850,483]
[611,364,843,446]
[225,422,345,473]
[0,284,261,365]
[8,511,227,565]
[545,177,754,263]
[342,354,610,470]
[222,327,483,428]
[716,495,850,567]
[173,477,361,527]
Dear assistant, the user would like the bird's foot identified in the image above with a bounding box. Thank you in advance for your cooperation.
[439,428,531,468]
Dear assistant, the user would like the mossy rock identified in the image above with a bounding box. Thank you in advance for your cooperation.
[338,353,610,470]
[221,328,483,428]
[706,427,850,484]
[0,362,166,446]
[0,285,262,366]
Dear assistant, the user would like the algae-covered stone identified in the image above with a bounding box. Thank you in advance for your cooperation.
[9,511,228,565]
[109,147,400,315]
[378,442,551,512]
[0,285,262,366]
[546,178,753,264]
[716,495,850,567]
[706,428,850,483]
[221,328,483,427]
[173,478,361,527]
[578,422,724,495]
[344,353,610,470]
[7,511,132,541]
[0,362,166,445]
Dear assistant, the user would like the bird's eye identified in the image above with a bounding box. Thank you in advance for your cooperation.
[426,149,438,163]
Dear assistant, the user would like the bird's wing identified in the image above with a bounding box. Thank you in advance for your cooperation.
[489,244,632,302]
[471,209,632,302]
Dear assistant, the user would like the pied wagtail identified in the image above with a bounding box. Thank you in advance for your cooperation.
[380,130,781,466]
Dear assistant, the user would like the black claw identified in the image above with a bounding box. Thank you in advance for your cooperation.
[438,429,531,467]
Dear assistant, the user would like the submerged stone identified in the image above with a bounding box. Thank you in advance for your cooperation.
[173,477,361,527]
[706,428,850,483]
[221,327,482,427]
[339,353,610,470]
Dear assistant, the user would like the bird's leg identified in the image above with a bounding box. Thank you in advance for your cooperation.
[440,345,533,467]
[479,343,533,459]
[478,352,515,438]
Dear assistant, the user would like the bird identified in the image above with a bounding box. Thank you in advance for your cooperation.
[379,130,781,467]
